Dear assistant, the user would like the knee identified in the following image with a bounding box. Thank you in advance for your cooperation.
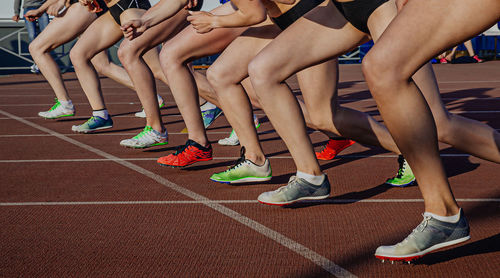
[362,50,400,99]
[28,39,43,58]
[206,64,234,92]
[117,43,138,69]
[248,56,274,92]
[69,46,89,68]
[159,44,183,74]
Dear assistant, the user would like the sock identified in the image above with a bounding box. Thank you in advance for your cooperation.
[296,171,325,186]
[59,99,73,109]
[424,209,461,223]
[93,109,109,120]
[200,101,216,112]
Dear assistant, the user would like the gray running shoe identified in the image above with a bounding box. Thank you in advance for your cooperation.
[257,175,330,206]
[375,209,470,262]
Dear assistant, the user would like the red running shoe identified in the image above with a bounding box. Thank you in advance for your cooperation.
[315,138,355,160]
[439,58,449,64]
[157,139,212,167]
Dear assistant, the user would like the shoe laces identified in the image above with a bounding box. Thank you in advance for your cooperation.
[224,147,247,173]
[174,141,192,155]
[274,175,298,193]
[398,215,431,246]
[48,98,61,111]
[395,155,407,178]
[133,126,152,139]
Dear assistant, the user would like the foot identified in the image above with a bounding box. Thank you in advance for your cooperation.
[315,139,355,160]
[385,155,416,187]
[134,98,165,118]
[38,99,75,119]
[472,55,484,63]
[202,107,223,128]
[71,116,113,133]
[210,147,272,184]
[218,115,261,146]
[439,58,449,64]
[375,209,470,263]
[120,126,168,148]
[258,175,330,206]
[30,63,40,74]
[157,139,212,168]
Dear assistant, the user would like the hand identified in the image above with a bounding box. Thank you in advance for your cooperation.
[47,0,67,16]
[12,15,20,22]
[396,0,409,12]
[187,11,215,34]
[184,0,198,10]
[24,10,41,21]
[121,19,148,40]
[79,0,100,12]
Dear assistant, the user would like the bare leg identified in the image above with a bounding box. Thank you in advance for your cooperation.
[118,8,189,132]
[69,12,123,111]
[29,3,96,101]
[160,3,246,146]
[362,0,500,215]
[207,19,279,165]
[91,50,134,90]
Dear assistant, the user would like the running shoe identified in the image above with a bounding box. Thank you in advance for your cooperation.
[210,147,272,184]
[472,55,484,63]
[157,139,212,167]
[38,98,75,119]
[30,63,40,74]
[315,138,355,160]
[120,126,168,148]
[134,96,165,118]
[218,115,261,146]
[439,58,449,64]
[258,175,330,206]
[202,107,223,128]
[385,155,416,187]
[71,116,113,133]
[375,209,470,263]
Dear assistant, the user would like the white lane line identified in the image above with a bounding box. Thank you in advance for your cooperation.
[0,108,355,278]
[0,131,232,137]
[1,198,498,206]
[0,102,179,107]
[0,153,483,163]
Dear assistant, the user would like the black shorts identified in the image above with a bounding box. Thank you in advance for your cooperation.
[340,0,389,33]
[109,0,152,25]
[69,0,109,17]
[271,0,324,31]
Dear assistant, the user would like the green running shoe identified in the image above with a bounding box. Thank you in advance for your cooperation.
[38,98,75,119]
[210,147,272,184]
[385,155,416,187]
[71,116,113,133]
[120,126,168,148]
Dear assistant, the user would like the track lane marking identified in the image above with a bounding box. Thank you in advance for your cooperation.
[0,108,355,278]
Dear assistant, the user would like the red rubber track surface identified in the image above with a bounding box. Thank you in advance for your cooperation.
[0,63,499,277]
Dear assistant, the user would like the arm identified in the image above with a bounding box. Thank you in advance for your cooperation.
[25,0,66,20]
[121,0,191,40]
[187,0,267,33]
[13,0,21,21]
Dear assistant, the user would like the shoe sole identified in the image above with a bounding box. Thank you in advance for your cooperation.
[121,142,168,149]
[210,176,272,184]
[72,125,113,134]
[40,113,75,119]
[385,178,416,187]
[157,157,213,168]
[258,194,330,206]
[218,140,239,146]
[375,235,470,262]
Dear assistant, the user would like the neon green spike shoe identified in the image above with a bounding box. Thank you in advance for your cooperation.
[120,126,168,148]
[38,98,75,119]
[210,147,272,184]
[385,155,416,187]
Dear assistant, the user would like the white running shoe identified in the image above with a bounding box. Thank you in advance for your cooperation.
[38,99,75,119]
[120,126,168,148]
[135,95,165,118]
[218,129,240,146]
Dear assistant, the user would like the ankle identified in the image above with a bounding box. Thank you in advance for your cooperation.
[245,152,266,166]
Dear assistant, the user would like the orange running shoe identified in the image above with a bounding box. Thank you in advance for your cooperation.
[157,139,212,167]
[315,138,355,160]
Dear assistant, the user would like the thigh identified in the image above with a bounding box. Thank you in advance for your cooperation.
[212,19,281,82]
[119,8,189,54]
[253,0,368,82]
[73,11,124,57]
[370,0,500,79]
[162,2,247,62]
[31,3,96,50]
